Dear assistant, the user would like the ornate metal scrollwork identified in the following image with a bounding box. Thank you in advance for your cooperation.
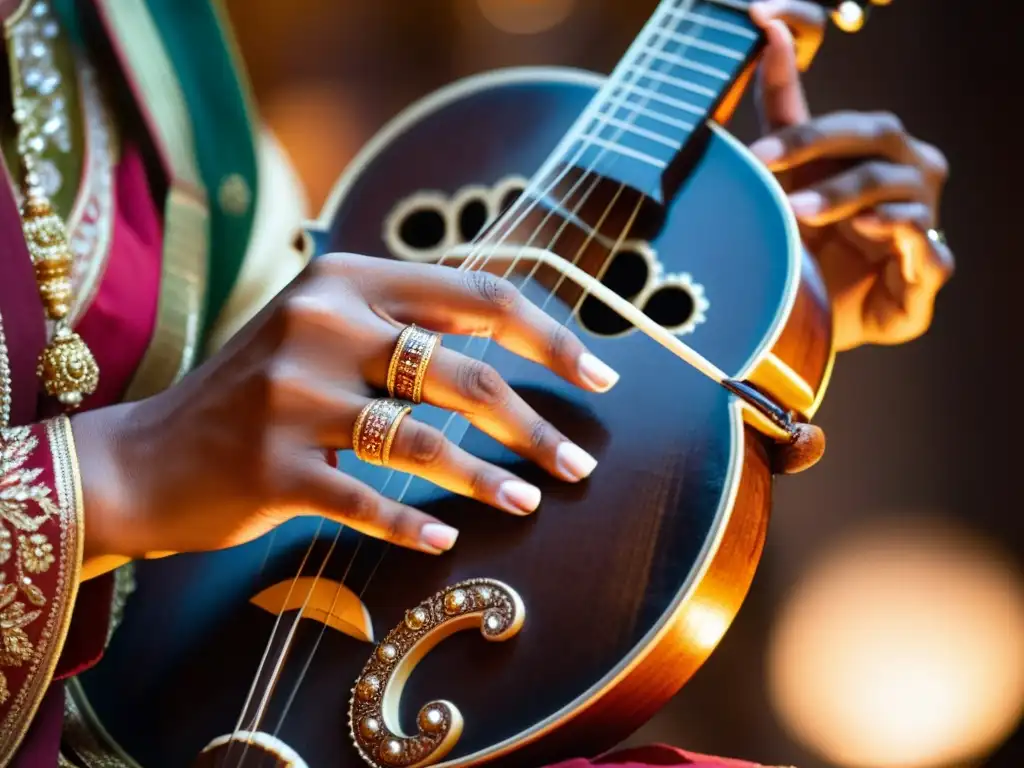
[348,579,525,768]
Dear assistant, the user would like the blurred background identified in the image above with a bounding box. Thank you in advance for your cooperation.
[223,2,1022,767]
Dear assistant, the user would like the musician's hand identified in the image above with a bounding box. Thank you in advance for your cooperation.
[748,15,954,350]
[750,0,829,72]
[74,254,618,561]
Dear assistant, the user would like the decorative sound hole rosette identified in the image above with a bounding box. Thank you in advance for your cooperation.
[348,578,525,768]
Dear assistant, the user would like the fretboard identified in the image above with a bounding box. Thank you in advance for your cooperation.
[549,0,764,199]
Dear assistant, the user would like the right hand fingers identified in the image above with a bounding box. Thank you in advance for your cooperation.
[302,462,460,555]
[319,254,620,394]
[318,398,575,519]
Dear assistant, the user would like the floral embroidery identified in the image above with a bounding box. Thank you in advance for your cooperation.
[0,426,59,705]
[18,534,54,574]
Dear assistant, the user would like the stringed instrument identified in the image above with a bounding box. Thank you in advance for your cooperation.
[73,1,889,766]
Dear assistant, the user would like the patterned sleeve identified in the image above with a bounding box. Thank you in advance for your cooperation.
[0,416,83,760]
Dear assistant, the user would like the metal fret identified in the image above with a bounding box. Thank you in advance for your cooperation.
[598,116,683,149]
[600,97,697,134]
[661,8,758,39]
[639,45,731,81]
[578,134,669,169]
[547,0,765,193]
[611,82,707,117]
[661,30,746,61]
[626,64,718,99]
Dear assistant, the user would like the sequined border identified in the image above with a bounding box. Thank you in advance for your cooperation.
[0,313,10,430]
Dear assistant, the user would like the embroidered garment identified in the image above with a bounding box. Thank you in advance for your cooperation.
[0,3,787,767]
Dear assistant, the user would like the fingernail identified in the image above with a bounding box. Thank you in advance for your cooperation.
[788,191,824,217]
[497,480,542,515]
[420,523,459,552]
[578,352,620,392]
[749,136,785,164]
[556,442,598,481]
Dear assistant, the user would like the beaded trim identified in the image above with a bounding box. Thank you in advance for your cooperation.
[8,2,117,326]
[6,1,71,198]
[0,314,10,429]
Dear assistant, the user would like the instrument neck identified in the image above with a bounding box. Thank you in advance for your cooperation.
[550,0,766,202]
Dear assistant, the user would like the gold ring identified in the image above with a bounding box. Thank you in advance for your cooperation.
[386,324,440,404]
[352,398,412,466]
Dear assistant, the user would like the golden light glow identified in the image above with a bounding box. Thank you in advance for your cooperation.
[833,1,866,33]
[767,517,1024,768]
[682,601,731,652]
[475,0,576,35]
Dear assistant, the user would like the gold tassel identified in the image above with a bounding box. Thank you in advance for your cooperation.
[21,186,99,408]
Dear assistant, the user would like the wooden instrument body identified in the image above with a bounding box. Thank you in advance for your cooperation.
[75,67,832,767]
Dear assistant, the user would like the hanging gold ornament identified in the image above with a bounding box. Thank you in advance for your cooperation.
[20,185,100,407]
[7,3,100,409]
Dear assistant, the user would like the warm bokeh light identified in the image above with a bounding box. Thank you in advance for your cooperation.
[767,516,1024,768]
[475,0,576,35]
[261,84,366,212]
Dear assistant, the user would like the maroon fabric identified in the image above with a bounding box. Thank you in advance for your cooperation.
[0,157,47,429]
[8,687,63,768]
[0,138,164,761]
[72,143,163,408]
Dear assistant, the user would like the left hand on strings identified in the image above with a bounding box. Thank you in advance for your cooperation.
[748,1,955,351]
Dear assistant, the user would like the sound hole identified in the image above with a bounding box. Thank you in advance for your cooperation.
[499,186,525,213]
[643,285,697,332]
[458,198,490,242]
[399,207,446,250]
[601,248,649,300]
[577,248,651,337]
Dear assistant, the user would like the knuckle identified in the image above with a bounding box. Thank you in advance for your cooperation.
[345,489,381,524]
[529,419,551,451]
[462,270,520,311]
[870,110,905,137]
[310,251,363,277]
[261,361,307,413]
[276,293,331,335]
[405,423,448,467]
[382,507,405,544]
[919,141,950,180]
[860,161,891,193]
[870,111,907,153]
[459,360,508,410]
[787,122,823,151]
[547,323,576,366]
[468,468,492,501]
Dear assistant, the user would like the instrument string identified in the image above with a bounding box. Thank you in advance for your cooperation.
[255,0,721,751]
[232,0,746,757]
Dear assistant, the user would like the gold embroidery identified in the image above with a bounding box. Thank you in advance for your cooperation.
[0,417,84,761]
[19,533,55,573]
[0,425,57,703]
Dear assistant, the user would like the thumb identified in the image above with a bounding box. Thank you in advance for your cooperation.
[754,19,811,134]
